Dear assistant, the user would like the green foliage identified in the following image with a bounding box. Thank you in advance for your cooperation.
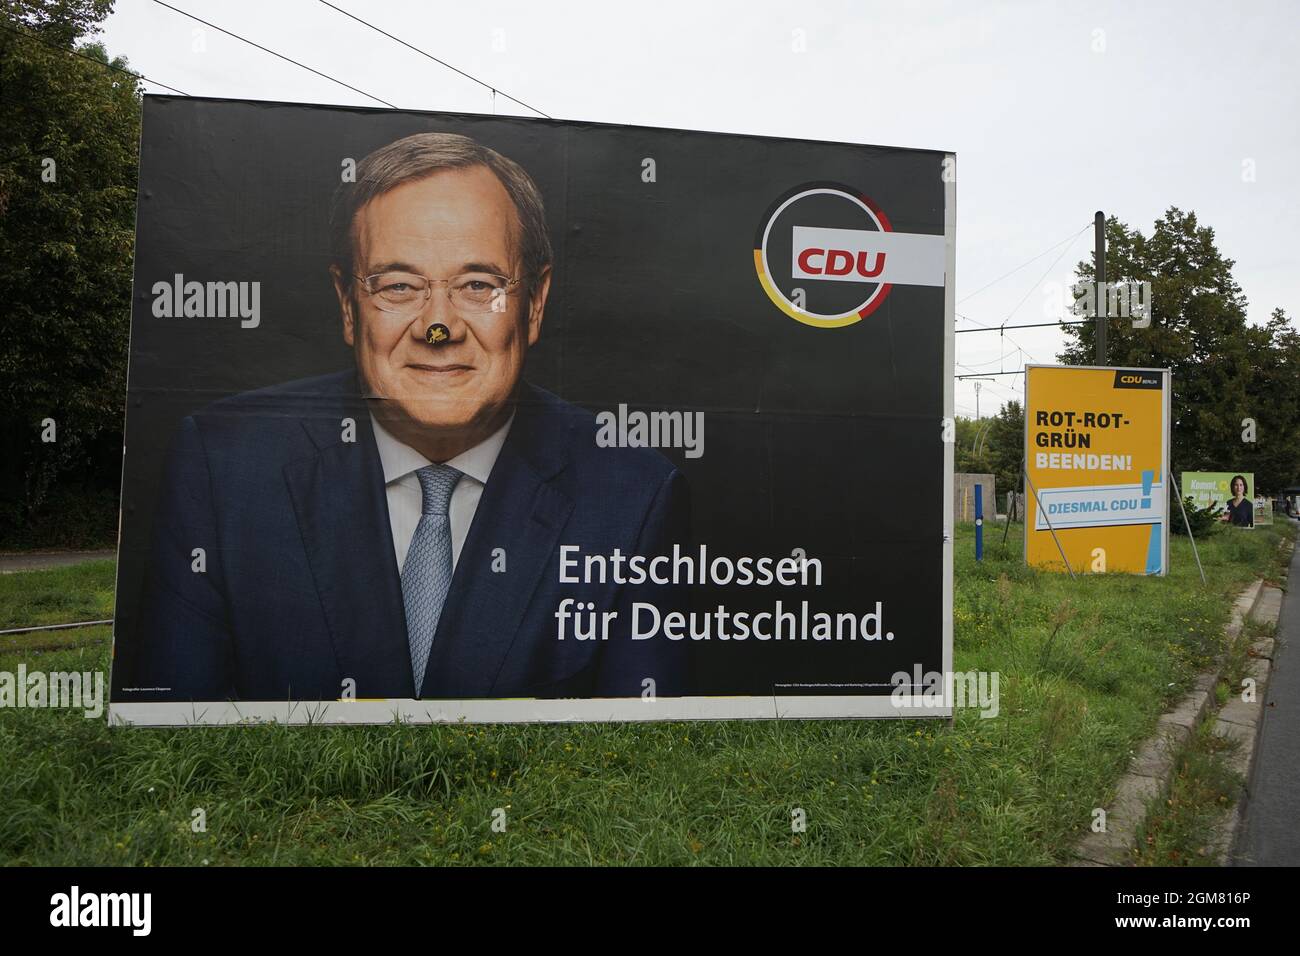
[984,399,1024,497]
[0,0,136,541]
[956,401,1024,503]
[1170,495,1222,538]
[4,1,116,42]
[0,482,118,549]
[1059,209,1300,493]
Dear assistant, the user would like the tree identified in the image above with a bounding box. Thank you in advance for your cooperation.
[4,0,115,41]
[983,399,1024,502]
[953,402,1024,509]
[0,0,137,543]
[953,415,987,472]
[1240,308,1300,492]
[1058,208,1300,492]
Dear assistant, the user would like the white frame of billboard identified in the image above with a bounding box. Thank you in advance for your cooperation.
[109,141,956,727]
[1022,364,1171,576]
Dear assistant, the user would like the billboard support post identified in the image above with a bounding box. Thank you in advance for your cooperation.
[1170,474,1207,585]
[1023,459,1076,579]
[1002,460,1023,552]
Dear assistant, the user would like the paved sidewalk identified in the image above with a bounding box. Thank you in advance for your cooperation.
[1235,542,1300,865]
[0,550,116,574]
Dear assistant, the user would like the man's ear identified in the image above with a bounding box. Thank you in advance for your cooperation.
[526,265,552,347]
[330,264,357,346]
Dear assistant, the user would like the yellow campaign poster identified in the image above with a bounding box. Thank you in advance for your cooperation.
[1024,365,1170,575]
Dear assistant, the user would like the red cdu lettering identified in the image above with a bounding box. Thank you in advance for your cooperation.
[826,249,854,275]
[857,251,886,278]
[797,248,825,274]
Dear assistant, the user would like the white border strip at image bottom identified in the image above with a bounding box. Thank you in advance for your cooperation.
[109,696,952,725]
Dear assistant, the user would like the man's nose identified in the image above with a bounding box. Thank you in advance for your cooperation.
[407,288,465,343]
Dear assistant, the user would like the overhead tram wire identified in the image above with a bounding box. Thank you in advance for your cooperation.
[956,223,1092,369]
[977,225,1088,372]
[956,319,1092,333]
[944,233,1082,387]
[970,375,1023,398]
[954,367,1022,413]
[955,370,1026,380]
[954,348,1021,369]
[0,21,189,95]
[956,311,1042,364]
[957,359,1025,382]
[149,0,398,108]
[997,226,1090,334]
[316,1,552,118]
[954,367,1024,396]
[957,223,1091,305]
[957,364,1024,385]
[955,372,1023,412]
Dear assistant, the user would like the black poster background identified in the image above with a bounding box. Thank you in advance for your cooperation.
[112,96,949,703]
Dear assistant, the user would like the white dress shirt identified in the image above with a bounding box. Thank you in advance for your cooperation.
[370,412,513,573]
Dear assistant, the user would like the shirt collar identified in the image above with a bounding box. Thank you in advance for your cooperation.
[370,411,514,486]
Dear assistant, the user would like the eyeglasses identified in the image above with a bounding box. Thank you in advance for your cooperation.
[354,271,523,315]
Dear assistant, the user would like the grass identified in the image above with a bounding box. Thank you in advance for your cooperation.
[0,521,1292,866]
[1213,615,1275,709]
[1133,718,1243,866]
[0,560,115,630]
[1134,614,1283,866]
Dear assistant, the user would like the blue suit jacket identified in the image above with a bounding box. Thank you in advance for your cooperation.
[137,371,689,701]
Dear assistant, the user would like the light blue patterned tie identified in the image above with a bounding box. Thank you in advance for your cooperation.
[401,464,461,694]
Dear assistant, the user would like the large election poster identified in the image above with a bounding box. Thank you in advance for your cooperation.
[1024,365,1170,575]
[109,96,954,725]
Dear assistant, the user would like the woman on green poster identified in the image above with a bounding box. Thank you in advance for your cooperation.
[1221,475,1254,527]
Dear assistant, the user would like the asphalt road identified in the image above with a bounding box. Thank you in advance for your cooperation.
[1235,538,1300,865]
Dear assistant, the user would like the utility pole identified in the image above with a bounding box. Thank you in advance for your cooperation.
[971,378,994,419]
[1095,210,1106,365]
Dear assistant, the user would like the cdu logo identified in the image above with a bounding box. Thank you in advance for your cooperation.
[1113,369,1162,389]
[754,182,946,329]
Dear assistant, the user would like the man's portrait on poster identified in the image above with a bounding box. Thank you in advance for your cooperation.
[136,131,689,702]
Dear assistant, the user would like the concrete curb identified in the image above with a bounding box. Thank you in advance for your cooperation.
[1070,579,1265,866]
[1209,582,1284,862]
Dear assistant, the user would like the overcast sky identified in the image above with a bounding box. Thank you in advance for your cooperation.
[97,0,1299,419]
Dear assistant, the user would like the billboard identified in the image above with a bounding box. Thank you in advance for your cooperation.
[109,96,954,725]
[1181,471,1256,528]
[1256,498,1273,526]
[1024,365,1170,575]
